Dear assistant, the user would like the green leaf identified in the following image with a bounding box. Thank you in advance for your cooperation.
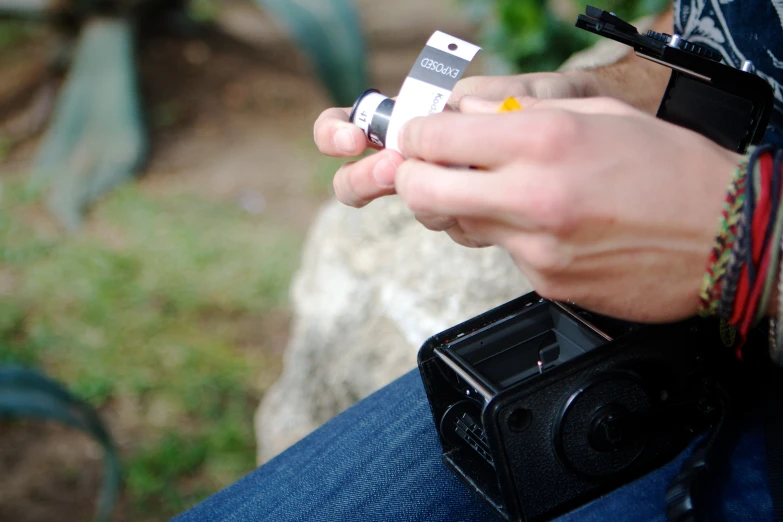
[0,365,121,522]
[0,0,50,18]
[460,0,670,73]
[29,17,147,231]
[253,0,368,107]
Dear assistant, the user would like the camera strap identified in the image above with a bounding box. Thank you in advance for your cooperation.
[664,381,733,522]
[665,336,783,522]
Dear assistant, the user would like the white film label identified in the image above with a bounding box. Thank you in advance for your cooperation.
[384,31,482,153]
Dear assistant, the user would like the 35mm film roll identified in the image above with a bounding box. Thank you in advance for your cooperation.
[349,31,482,153]
[350,89,395,149]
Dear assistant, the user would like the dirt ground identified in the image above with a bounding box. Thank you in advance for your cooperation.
[0,2,479,520]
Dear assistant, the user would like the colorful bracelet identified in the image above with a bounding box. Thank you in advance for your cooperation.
[771,149,783,365]
[698,160,747,316]
[717,207,747,318]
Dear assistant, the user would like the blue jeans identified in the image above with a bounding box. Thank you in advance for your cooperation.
[172,369,774,521]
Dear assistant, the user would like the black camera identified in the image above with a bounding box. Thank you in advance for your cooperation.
[417,292,755,522]
[575,6,775,153]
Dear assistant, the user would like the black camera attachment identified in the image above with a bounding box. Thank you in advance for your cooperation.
[575,6,775,153]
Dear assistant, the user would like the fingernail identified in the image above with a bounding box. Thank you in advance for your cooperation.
[373,158,397,187]
[334,128,356,153]
[397,119,417,156]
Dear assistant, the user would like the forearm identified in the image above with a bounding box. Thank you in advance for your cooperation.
[570,7,674,114]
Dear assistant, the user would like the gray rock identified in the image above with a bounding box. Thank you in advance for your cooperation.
[254,196,531,463]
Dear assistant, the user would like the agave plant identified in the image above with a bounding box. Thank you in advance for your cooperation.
[0,365,121,522]
[0,0,367,230]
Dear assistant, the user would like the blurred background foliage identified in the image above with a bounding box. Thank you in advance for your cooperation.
[0,0,367,230]
[0,0,672,520]
[0,174,301,519]
[461,0,670,72]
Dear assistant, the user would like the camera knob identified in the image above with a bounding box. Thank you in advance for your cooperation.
[645,30,671,43]
[589,404,635,452]
[553,371,651,477]
[678,39,722,61]
[645,30,722,62]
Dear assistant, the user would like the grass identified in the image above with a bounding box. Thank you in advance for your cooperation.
[0,175,302,519]
[0,20,35,52]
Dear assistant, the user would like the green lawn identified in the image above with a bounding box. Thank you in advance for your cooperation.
[0,176,303,518]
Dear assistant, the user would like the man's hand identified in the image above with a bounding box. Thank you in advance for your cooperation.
[393,96,741,323]
[312,6,676,256]
[313,6,673,218]
[314,70,613,209]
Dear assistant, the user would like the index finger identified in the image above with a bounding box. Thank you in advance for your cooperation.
[398,110,562,169]
[458,95,640,117]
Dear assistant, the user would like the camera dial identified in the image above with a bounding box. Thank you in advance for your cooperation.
[588,404,636,453]
[645,30,722,62]
[553,370,651,478]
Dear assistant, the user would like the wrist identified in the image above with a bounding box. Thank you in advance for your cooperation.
[562,69,603,98]
[565,53,670,113]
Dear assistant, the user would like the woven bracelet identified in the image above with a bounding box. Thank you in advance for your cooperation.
[698,160,748,317]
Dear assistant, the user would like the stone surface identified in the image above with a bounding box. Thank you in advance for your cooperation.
[253,14,660,465]
[254,196,531,463]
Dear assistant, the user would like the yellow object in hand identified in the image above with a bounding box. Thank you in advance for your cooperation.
[497,97,524,113]
[468,98,523,171]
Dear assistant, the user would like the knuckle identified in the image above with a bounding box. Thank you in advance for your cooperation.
[595,96,634,115]
[334,165,367,208]
[452,76,483,98]
[402,180,431,214]
[313,112,333,151]
[415,213,455,232]
[533,277,569,302]
[524,178,577,233]
[314,128,328,154]
[412,119,447,158]
[530,111,581,159]
[522,235,572,275]
[332,171,349,204]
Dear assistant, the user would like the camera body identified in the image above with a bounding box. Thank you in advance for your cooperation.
[417,292,746,522]
[575,6,775,153]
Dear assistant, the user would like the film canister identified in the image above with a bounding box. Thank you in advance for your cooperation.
[349,89,395,149]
